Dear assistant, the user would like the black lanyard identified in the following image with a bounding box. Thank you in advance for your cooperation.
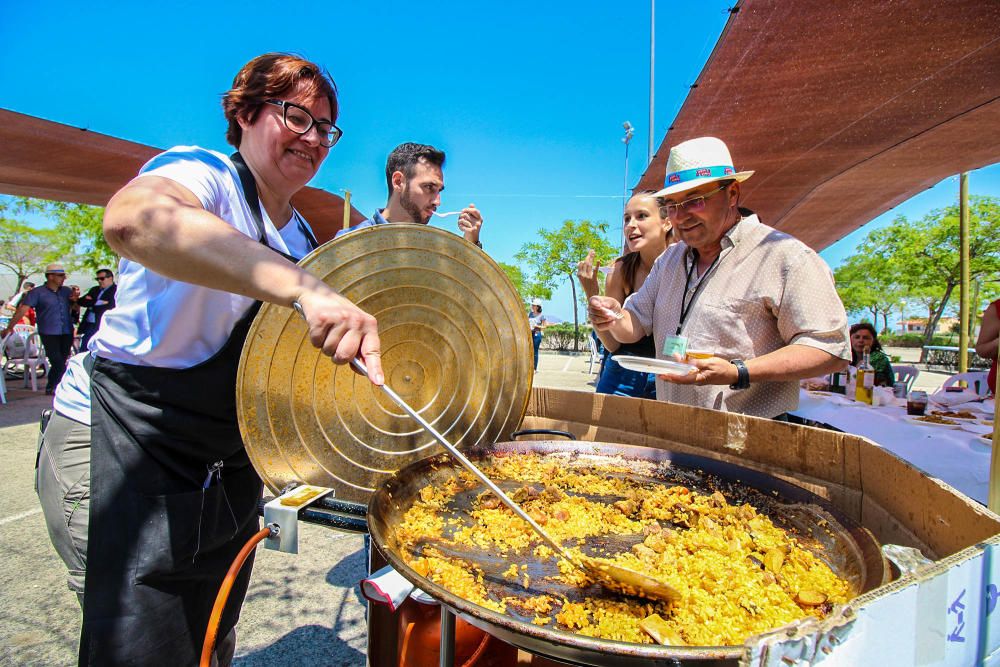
[675,250,720,335]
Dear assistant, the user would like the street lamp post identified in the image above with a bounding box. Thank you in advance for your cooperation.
[648,0,655,166]
[622,121,635,250]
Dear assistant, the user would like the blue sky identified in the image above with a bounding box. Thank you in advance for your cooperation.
[2,1,997,322]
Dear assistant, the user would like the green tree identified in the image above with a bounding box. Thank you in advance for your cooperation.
[15,197,117,272]
[0,201,62,288]
[498,262,551,306]
[834,254,902,331]
[859,196,1000,361]
[514,219,618,351]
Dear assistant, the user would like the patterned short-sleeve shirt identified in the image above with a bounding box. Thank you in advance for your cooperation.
[623,214,850,418]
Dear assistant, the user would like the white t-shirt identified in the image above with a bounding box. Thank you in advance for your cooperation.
[89,146,317,368]
[53,352,92,424]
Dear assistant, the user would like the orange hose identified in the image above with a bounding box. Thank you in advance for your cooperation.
[200,526,274,667]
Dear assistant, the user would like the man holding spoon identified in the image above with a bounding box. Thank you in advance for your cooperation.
[337,142,484,248]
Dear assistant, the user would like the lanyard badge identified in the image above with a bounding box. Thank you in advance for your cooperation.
[662,334,688,358]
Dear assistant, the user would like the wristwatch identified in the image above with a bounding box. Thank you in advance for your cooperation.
[729,359,750,390]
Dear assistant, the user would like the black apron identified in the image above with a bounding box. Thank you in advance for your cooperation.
[80,153,317,666]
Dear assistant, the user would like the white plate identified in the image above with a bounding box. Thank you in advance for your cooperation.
[907,416,961,429]
[613,355,697,376]
[959,421,993,435]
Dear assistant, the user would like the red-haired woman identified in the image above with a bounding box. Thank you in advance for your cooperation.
[69,54,384,665]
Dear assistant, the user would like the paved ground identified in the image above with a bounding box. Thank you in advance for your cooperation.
[0,385,367,667]
[0,350,959,665]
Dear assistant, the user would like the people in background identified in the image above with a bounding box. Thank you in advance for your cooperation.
[577,191,674,399]
[77,268,117,351]
[849,322,894,387]
[4,280,36,325]
[36,352,91,606]
[336,142,485,248]
[5,280,34,311]
[589,137,850,419]
[528,298,548,371]
[69,285,82,329]
[976,299,999,396]
[2,264,76,394]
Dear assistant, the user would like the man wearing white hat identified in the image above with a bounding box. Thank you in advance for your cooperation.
[2,262,78,394]
[589,137,850,419]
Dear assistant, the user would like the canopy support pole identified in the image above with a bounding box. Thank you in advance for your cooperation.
[959,173,970,373]
[342,190,352,231]
[992,371,1000,514]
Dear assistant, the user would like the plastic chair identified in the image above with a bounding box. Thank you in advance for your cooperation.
[5,332,48,391]
[893,365,919,392]
[941,371,990,397]
[2,331,28,375]
[587,335,602,375]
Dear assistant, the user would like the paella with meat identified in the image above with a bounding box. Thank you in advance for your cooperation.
[394,452,853,647]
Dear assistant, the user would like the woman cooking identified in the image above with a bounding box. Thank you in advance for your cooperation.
[80,53,383,666]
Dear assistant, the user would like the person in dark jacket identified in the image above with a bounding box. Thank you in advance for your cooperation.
[76,268,117,350]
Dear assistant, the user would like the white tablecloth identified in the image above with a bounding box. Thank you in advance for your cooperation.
[791,389,995,504]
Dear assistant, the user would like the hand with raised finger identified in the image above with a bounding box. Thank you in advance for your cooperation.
[576,248,601,299]
[659,356,738,386]
[296,289,384,385]
[457,204,483,245]
[587,295,622,331]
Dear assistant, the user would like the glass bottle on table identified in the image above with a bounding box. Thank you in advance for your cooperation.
[855,345,874,405]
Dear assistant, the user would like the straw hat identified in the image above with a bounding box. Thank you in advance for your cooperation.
[44,263,66,275]
[653,137,754,199]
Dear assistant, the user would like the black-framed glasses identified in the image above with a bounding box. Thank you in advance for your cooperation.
[96,275,111,281]
[664,185,728,218]
[264,99,342,148]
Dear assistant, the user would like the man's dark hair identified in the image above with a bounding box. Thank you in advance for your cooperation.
[385,143,446,193]
[98,268,114,278]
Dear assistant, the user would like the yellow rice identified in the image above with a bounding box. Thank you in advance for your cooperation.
[395,453,852,646]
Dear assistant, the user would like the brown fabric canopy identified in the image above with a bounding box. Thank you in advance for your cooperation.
[636,0,1000,250]
[0,108,365,243]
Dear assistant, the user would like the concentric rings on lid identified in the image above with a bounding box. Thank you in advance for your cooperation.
[238,224,533,504]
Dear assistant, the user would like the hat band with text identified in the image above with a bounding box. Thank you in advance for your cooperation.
[666,165,735,185]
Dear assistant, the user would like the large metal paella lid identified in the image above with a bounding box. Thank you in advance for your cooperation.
[237,224,533,503]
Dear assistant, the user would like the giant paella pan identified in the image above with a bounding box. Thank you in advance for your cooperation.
[237,225,889,665]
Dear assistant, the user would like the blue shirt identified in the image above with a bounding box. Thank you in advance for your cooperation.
[23,285,74,335]
[334,209,390,238]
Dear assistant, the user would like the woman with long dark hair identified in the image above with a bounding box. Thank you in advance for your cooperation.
[849,322,894,387]
[577,191,673,398]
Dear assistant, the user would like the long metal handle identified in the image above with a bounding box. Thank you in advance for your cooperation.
[350,356,576,563]
[290,301,574,562]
